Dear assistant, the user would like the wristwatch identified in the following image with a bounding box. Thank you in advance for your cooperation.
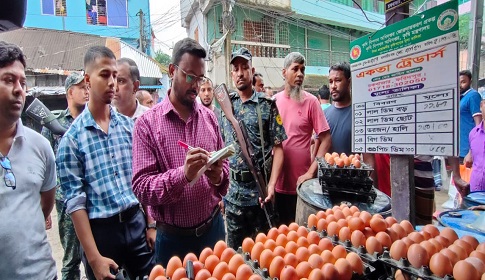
[147,222,157,230]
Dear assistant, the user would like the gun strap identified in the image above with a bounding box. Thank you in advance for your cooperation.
[256,103,268,185]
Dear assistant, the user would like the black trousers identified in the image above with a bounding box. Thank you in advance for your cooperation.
[81,209,155,280]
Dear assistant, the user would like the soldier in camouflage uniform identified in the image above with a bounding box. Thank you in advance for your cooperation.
[41,72,88,280]
[220,48,287,250]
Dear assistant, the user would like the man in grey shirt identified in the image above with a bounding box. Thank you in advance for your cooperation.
[324,62,352,155]
[0,41,57,279]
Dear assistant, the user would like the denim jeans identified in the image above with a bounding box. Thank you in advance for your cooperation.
[155,213,225,267]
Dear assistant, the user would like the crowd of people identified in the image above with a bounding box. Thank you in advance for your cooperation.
[1,36,484,280]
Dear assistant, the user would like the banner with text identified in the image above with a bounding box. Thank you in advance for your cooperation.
[350,0,459,156]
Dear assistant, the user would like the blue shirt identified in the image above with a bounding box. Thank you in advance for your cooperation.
[56,106,139,219]
[460,88,482,157]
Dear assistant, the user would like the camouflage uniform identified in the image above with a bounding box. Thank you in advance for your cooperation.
[220,90,287,250]
[41,109,81,280]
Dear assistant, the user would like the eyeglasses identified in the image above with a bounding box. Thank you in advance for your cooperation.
[0,157,16,190]
[173,64,211,87]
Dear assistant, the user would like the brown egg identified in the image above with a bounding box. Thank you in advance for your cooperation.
[440,228,459,243]
[320,250,336,264]
[359,211,372,227]
[453,260,479,280]
[324,153,332,162]
[422,224,440,238]
[394,269,411,280]
[455,239,474,255]
[366,236,383,255]
[462,235,480,250]
[407,244,429,268]
[268,256,285,279]
[326,214,337,224]
[326,221,341,237]
[441,248,460,265]
[335,158,344,168]
[389,230,400,244]
[295,261,313,279]
[420,231,432,241]
[370,217,387,233]
[400,220,414,234]
[259,249,274,268]
[349,206,360,215]
[307,254,324,270]
[391,223,407,239]
[477,243,485,254]
[408,232,425,244]
[346,252,364,275]
[321,263,340,280]
[337,219,348,229]
[339,227,351,242]
[376,232,392,249]
[286,241,299,255]
[471,251,485,264]
[316,218,328,232]
[284,253,298,269]
[331,152,339,158]
[385,216,398,227]
[466,257,485,275]
[390,240,408,261]
[327,156,335,165]
[348,217,365,232]
[318,238,334,252]
[342,207,352,218]
[428,238,443,252]
[334,258,353,280]
[400,237,414,248]
[343,157,351,167]
[352,159,362,168]
[334,209,345,221]
[449,244,468,260]
[434,235,451,248]
[419,240,437,257]
[363,227,376,239]
[429,252,453,277]
[332,245,347,259]
[351,230,366,248]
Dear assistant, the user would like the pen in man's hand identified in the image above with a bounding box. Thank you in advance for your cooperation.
[178,140,194,151]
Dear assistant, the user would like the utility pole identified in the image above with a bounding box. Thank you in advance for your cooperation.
[222,0,234,86]
[137,9,145,53]
[467,0,484,89]
[385,2,415,224]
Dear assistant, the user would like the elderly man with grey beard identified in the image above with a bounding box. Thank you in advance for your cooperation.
[273,52,332,225]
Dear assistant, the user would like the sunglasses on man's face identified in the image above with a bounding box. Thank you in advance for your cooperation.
[0,157,16,190]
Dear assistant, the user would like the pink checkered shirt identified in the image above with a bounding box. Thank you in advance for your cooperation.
[132,91,229,227]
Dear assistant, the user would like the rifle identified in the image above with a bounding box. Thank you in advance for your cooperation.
[214,83,274,228]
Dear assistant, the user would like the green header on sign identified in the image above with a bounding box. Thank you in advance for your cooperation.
[350,0,458,63]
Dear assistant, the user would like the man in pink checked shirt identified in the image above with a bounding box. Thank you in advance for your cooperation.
[131,38,229,266]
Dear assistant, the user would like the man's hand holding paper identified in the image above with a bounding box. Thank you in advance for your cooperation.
[184,148,210,181]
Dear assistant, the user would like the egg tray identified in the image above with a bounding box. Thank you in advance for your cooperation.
[239,246,381,280]
[316,157,374,178]
[321,182,377,204]
[377,250,455,280]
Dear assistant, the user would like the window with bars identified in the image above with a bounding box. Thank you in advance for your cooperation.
[86,0,128,27]
[42,0,67,16]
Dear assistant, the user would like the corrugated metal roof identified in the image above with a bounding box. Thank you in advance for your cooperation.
[0,28,166,78]
[0,28,105,72]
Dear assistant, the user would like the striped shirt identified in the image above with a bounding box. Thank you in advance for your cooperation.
[56,106,139,219]
[132,91,229,228]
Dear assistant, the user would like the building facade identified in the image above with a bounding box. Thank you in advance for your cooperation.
[24,0,152,55]
[180,0,385,88]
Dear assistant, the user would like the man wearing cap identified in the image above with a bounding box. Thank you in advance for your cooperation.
[113,58,149,120]
[220,47,287,250]
[41,72,88,280]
